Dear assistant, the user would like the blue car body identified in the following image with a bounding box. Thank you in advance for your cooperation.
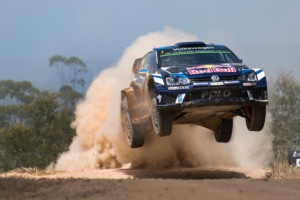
[121,41,267,147]
[134,42,267,112]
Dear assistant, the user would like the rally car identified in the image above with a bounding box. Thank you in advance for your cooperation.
[121,41,267,148]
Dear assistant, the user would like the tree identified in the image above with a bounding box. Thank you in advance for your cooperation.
[0,81,79,171]
[269,69,300,159]
[49,55,88,91]
[0,80,39,129]
[12,81,39,105]
[49,55,68,86]
[0,91,77,170]
[59,85,83,109]
[0,124,37,170]
[0,80,15,105]
[65,56,88,91]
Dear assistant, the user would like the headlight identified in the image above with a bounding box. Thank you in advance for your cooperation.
[241,71,257,82]
[165,76,190,86]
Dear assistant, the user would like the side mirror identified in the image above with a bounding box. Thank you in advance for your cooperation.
[240,59,243,63]
[132,58,142,73]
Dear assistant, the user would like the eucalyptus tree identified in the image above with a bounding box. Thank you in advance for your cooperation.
[269,69,300,159]
[49,55,88,91]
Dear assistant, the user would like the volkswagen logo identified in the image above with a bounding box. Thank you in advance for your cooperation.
[211,75,220,82]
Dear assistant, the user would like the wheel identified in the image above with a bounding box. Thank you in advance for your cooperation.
[123,112,144,148]
[121,94,144,148]
[245,106,266,131]
[150,97,172,136]
[214,118,233,143]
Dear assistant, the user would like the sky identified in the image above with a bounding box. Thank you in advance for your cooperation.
[0,0,299,91]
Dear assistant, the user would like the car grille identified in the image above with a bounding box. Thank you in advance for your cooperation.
[161,94,177,104]
[188,88,247,100]
[190,75,240,82]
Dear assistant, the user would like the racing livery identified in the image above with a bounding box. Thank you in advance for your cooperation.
[121,41,267,148]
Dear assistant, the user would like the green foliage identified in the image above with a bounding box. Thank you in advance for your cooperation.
[59,85,83,108]
[0,80,39,105]
[269,69,300,160]
[0,54,87,172]
[0,80,77,172]
[0,125,36,169]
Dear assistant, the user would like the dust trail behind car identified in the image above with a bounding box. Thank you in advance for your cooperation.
[53,27,273,171]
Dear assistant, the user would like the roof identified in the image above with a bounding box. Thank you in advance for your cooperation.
[154,41,224,51]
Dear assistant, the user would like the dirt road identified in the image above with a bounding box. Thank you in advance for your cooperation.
[1,167,300,200]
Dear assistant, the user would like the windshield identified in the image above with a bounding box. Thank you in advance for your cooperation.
[158,46,241,68]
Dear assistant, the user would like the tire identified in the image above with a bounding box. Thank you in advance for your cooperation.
[214,118,233,143]
[150,97,172,136]
[123,112,144,148]
[245,106,266,131]
[121,94,144,148]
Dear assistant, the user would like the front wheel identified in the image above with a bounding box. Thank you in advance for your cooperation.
[214,118,233,143]
[245,106,266,131]
[150,97,172,136]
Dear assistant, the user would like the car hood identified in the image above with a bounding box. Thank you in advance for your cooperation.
[160,63,246,77]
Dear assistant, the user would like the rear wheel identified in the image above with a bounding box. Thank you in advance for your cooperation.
[121,94,144,148]
[150,97,172,136]
[245,106,266,131]
[123,112,144,148]
[214,118,233,143]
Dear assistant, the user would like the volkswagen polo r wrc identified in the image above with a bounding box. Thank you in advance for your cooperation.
[121,41,267,148]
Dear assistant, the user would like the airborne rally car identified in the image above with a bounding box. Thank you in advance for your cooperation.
[121,41,267,148]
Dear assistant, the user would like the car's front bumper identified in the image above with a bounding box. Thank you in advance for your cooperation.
[156,86,268,112]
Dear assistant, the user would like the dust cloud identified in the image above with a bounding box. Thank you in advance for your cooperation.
[53,27,273,171]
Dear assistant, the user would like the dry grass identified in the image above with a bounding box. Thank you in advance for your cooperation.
[11,167,56,175]
[270,159,300,179]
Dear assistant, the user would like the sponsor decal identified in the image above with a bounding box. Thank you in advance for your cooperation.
[160,50,231,57]
[210,82,224,86]
[172,47,215,51]
[188,67,236,75]
[189,68,213,74]
[213,68,236,73]
[224,80,240,84]
[193,82,209,86]
[176,94,186,104]
[168,86,189,90]
[201,90,231,99]
[243,82,257,86]
[187,64,231,70]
